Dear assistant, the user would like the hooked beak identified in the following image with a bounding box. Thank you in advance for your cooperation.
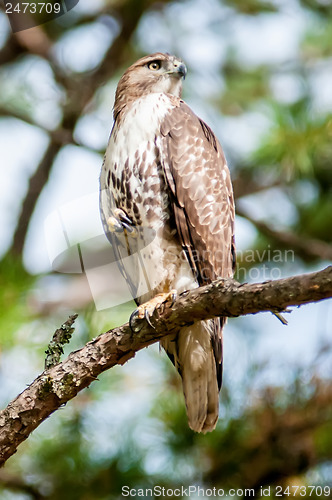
[174,61,187,79]
[167,60,187,79]
[175,62,187,79]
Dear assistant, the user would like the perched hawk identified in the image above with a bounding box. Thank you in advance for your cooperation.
[100,53,235,433]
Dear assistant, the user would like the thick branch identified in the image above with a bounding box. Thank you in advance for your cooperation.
[0,266,331,466]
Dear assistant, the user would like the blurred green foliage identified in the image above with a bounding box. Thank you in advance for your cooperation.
[0,256,35,347]
[219,60,271,115]
[224,0,278,15]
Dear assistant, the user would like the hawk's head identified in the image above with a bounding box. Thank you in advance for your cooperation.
[114,53,187,118]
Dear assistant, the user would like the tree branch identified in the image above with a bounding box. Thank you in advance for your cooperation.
[11,140,62,255]
[0,266,331,466]
[232,175,281,200]
[237,208,332,262]
[6,0,166,258]
[0,470,45,499]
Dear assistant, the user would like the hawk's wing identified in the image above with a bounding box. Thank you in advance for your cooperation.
[160,101,236,388]
[160,101,235,283]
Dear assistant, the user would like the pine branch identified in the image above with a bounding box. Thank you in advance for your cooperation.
[0,266,331,466]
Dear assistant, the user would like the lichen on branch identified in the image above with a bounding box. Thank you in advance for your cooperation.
[44,314,78,369]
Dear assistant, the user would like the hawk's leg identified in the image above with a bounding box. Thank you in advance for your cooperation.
[107,208,136,235]
[130,290,177,332]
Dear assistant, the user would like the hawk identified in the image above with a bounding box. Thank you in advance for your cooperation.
[100,53,235,433]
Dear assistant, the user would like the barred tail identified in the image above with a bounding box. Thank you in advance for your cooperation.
[161,319,221,433]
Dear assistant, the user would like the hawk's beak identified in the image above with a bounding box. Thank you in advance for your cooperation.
[168,60,187,79]
[174,61,187,79]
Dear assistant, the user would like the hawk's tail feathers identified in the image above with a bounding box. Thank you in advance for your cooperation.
[163,321,220,433]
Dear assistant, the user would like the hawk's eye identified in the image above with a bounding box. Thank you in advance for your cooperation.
[148,61,161,71]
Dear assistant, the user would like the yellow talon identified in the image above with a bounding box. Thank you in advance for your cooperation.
[129,290,177,331]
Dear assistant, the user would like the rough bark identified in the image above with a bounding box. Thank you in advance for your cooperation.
[0,266,331,466]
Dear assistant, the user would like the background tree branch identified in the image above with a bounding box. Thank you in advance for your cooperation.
[0,266,331,467]
[6,0,170,257]
[236,207,332,262]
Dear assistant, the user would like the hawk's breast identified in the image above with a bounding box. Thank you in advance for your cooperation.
[100,92,196,301]
[101,92,175,227]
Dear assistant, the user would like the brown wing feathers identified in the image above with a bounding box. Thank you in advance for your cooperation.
[160,101,235,284]
[160,101,235,392]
